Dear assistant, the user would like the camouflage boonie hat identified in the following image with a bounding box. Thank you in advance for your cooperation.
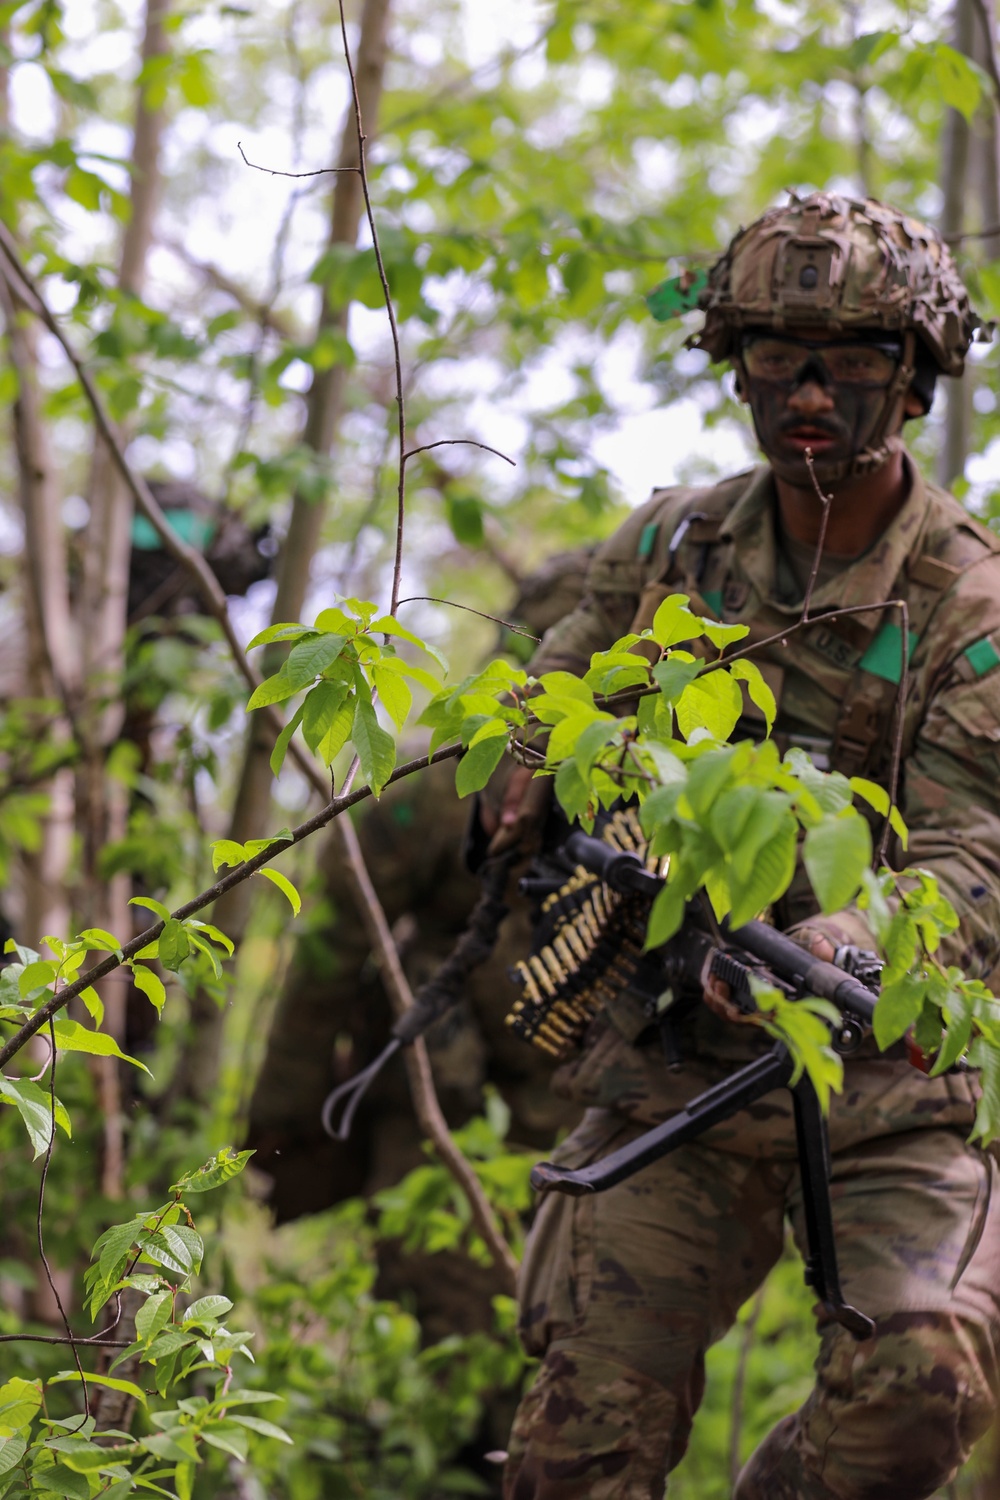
[694,192,982,376]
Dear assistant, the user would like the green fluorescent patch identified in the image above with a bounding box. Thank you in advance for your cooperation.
[131,511,216,553]
[964,636,1000,678]
[859,621,917,683]
[638,521,659,559]
[646,269,709,322]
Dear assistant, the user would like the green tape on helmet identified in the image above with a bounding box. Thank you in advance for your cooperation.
[646,269,708,322]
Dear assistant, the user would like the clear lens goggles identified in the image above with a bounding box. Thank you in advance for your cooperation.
[741,336,901,388]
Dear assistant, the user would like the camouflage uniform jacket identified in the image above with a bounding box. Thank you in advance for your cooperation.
[530,456,1000,1130]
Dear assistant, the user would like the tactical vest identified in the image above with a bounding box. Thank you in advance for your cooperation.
[616,465,1000,789]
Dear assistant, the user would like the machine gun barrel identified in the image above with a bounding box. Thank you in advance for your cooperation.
[564,828,877,1026]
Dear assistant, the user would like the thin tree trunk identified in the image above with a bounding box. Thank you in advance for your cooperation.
[181,0,394,1105]
[938,0,975,490]
[78,0,171,1201]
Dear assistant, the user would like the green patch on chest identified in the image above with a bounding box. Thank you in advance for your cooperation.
[859,621,918,683]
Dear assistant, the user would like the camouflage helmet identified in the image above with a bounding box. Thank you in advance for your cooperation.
[694,192,982,377]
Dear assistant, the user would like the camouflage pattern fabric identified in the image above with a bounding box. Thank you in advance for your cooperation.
[506,1088,1000,1499]
[504,457,1000,1497]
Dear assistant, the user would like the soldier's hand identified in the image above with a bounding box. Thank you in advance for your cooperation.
[700,927,837,1026]
[699,952,758,1027]
[479,763,551,854]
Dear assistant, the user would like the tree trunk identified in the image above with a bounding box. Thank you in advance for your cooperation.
[77,0,171,1202]
[180,0,394,1105]
[937,0,975,490]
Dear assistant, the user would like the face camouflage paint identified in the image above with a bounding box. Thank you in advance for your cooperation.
[740,337,901,487]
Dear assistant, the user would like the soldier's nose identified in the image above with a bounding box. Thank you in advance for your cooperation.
[786,379,835,414]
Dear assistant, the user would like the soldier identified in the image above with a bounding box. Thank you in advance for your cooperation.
[483,195,1000,1499]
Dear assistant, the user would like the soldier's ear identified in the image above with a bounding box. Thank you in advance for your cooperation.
[731,357,749,404]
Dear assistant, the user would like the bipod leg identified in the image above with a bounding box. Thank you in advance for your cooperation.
[791,1076,874,1342]
[531,1044,794,1196]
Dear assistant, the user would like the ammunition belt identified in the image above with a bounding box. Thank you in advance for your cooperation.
[506,808,660,1058]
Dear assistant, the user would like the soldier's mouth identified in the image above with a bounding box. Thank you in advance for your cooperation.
[781,425,840,453]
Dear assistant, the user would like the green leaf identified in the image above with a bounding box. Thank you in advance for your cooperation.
[158,918,191,972]
[246,668,296,711]
[873,974,927,1050]
[52,1020,150,1074]
[301,680,351,754]
[930,41,984,122]
[47,1372,146,1406]
[553,757,593,825]
[351,690,397,795]
[372,663,413,731]
[445,493,485,546]
[284,632,348,691]
[317,691,357,765]
[730,661,776,734]
[200,1422,249,1461]
[370,615,448,672]
[646,880,688,947]
[651,655,701,703]
[269,702,305,777]
[228,1414,293,1444]
[848,776,889,816]
[650,595,702,648]
[172,1147,254,1194]
[970,1038,1000,1143]
[257,868,301,915]
[572,716,620,779]
[0,1378,41,1435]
[245,622,313,650]
[675,670,743,742]
[182,1294,233,1325]
[129,895,171,921]
[130,964,166,1015]
[802,811,872,914]
[729,813,798,928]
[0,1435,26,1477]
[889,805,909,849]
[0,1078,70,1158]
[455,734,508,797]
[135,1290,173,1343]
[76,927,122,953]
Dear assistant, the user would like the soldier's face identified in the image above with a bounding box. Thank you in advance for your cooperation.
[735,329,910,484]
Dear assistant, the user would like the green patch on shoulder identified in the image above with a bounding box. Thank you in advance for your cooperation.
[859,621,917,684]
[963,635,1000,679]
[638,521,659,560]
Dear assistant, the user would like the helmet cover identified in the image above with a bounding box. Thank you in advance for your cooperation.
[694,191,982,377]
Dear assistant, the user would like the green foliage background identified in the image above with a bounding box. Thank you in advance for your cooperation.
[0,0,998,1494]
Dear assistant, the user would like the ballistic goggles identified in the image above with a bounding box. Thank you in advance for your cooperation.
[741,334,903,389]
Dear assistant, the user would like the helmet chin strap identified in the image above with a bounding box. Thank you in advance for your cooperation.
[739,333,917,487]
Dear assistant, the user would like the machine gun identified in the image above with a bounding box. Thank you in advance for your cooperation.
[322,803,902,1340]
[516,813,889,1341]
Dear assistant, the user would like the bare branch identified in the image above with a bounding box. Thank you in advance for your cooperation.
[403,437,516,466]
[0,741,461,1072]
[396,595,539,639]
[237,139,360,178]
[37,1018,90,1418]
[335,0,408,612]
[801,448,833,620]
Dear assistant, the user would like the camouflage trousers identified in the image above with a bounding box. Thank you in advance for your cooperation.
[504,1061,1000,1500]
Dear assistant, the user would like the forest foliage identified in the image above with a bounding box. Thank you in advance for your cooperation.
[0,0,999,1495]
